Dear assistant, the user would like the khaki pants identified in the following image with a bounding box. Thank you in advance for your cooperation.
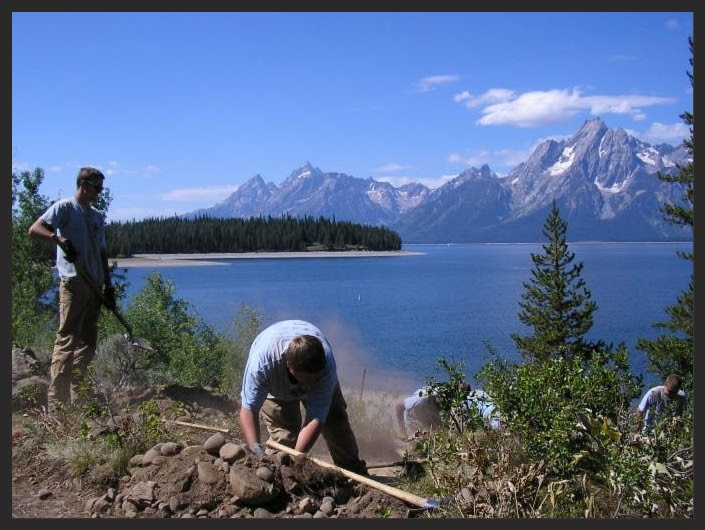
[48,276,102,408]
[260,383,367,474]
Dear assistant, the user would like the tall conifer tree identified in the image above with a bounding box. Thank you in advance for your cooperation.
[636,36,694,389]
[511,200,600,363]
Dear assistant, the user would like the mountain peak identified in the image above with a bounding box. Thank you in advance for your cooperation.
[571,117,608,145]
[180,119,690,242]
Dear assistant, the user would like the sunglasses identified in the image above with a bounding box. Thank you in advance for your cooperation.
[83,180,104,192]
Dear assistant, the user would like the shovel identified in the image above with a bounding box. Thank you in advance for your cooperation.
[71,260,153,352]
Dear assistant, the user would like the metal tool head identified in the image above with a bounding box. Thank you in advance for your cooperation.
[423,495,451,510]
[124,333,154,352]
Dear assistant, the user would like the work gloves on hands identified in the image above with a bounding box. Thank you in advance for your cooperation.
[248,443,265,458]
[103,285,117,310]
[59,239,78,263]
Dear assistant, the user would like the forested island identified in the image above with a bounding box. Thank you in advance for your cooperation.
[106,215,402,257]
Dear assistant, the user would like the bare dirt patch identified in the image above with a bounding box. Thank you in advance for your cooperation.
[11,383,427,519]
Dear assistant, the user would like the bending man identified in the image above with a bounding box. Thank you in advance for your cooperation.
[238,319,367,474]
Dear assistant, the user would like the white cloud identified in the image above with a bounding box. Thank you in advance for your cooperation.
[417,74,460,93]
[447,150,491,168]
[159,185,239,202]
[493,147,536,169]
[666,19,679,30]
[98,162,162,178]
[373,163,412,172]
[457,87,675,128]
[453,88,516,108]
[643,121,689,144]
[375,174,455,190]
[609,55,638,62]
[108,206,175,222]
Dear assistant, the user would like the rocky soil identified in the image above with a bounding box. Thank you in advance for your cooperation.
[11,347,426,519]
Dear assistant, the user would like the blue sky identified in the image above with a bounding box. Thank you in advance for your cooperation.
[12,12,693,223]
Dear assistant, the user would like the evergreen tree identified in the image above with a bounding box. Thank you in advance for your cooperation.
[11,168,55,347]
[511,200,600,362]
[480,201,641,477]
[636,36,694,390]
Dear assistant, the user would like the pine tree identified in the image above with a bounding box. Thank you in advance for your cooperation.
[511,200,600,363]
[636,36,694,390]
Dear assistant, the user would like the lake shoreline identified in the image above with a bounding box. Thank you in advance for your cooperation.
[112,250,424,268]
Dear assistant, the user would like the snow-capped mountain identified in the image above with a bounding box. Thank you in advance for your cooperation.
[182,117,692,243]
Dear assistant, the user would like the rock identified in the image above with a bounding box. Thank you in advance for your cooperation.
[160,442,182,456]
[229,463,280,506]
[12,376,49,411]
[196,461,221,484]
[204,433,226,456]
[219,442,245,463]
[38,489,52,500]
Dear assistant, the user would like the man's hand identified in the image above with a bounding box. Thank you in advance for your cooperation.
[103,285,117,310]
[59,239,77,263]
[248,443,265,457]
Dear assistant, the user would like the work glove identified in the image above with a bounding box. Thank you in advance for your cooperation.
[248,443,265,458]
[60,239,77,263]
[103,285,117,310]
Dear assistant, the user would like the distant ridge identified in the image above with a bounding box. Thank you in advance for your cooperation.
[182,118,692,243]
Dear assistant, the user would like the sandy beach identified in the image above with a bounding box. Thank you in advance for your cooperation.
[111,250,424,268]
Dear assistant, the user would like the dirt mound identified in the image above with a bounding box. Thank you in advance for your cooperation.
[11,382,426,519]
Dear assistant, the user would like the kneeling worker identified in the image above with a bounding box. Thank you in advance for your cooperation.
[238,319,367,475]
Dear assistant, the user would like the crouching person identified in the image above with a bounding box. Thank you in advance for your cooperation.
[238,319,367,475]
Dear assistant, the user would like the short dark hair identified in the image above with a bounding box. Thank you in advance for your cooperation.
[76,166,105,188]
[665,374,682,391]
[285,335,327,373]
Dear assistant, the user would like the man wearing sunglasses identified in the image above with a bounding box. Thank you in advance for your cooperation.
[28,166,115,414]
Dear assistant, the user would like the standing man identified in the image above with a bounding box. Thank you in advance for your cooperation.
[636,374,687,434]
[28,167,115,412]
[239,319,367,475]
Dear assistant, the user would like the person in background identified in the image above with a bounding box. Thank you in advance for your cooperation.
[238,319,368,475]
[636,373,686,434]
[394,382,500,440]
[462,386,501,430]
[394,385,444,440]
[28,167,116,413]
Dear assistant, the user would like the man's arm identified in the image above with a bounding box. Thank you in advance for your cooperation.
[295,419,322,453]
[238,406,261,447]
[28,218,59,244]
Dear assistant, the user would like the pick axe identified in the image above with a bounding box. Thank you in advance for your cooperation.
[71,260,153,352]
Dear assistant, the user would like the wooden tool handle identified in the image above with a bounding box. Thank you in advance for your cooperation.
[265,439,437,509]
[165,419,230,434]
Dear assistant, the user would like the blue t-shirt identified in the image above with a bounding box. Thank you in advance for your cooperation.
[240,320,338,424]
[40,197,107,285]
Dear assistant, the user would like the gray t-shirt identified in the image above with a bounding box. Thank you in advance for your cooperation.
[40,197,107,285]
[240,320,338,424]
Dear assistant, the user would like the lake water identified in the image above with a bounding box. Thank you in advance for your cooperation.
[121,242,692,393]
